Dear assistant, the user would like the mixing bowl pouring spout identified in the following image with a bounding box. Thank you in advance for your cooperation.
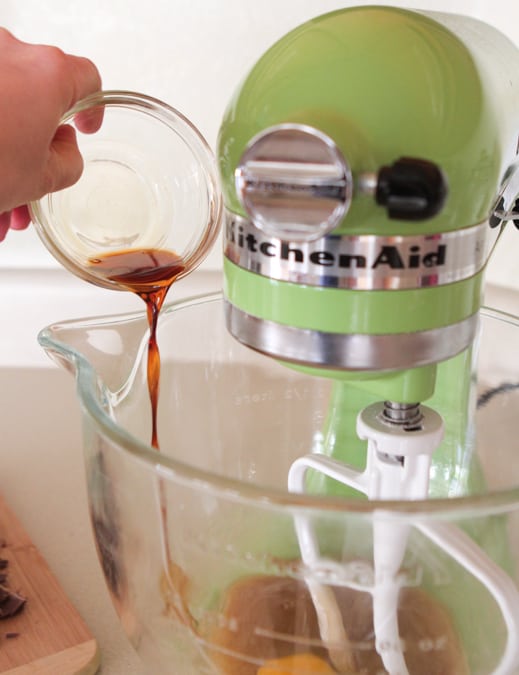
[39,309,151,397]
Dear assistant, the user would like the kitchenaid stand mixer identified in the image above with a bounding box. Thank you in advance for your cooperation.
[29,6,519,675]
[217,6,519,674]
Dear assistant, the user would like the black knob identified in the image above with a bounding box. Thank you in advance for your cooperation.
[376,157,448,221]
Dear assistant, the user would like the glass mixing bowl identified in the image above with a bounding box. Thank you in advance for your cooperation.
[38,294,519,675]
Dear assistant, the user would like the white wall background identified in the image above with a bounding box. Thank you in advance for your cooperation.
[0,0,518,288]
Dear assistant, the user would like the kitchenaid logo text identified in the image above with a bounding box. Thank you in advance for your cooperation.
[226,219,446,271]
[224,215,494,290]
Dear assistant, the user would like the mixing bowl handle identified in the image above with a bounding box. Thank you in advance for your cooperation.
[416,520,519,675]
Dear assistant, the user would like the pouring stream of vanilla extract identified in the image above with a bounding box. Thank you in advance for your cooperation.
[89,248,200,630]
[89,247,185,447]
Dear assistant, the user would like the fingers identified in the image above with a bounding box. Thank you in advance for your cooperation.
[18,40,103,132]
[74,104,104,134]
[0,212,11,242]
[45,124,84,194]
[0,29,102,118]
[0,29,102,233]
[65,54,102,108]
[0,207,31,242]
[0,208,30,241]
[63,54,103,133]
[10,206,31,230]
[31,46,102,116]
[38,51,102,196]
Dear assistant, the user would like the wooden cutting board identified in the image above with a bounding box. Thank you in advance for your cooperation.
[0,495,100,674]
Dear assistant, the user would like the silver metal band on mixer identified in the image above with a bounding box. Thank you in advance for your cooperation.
[224,213,499,291]
[224,300,479,371]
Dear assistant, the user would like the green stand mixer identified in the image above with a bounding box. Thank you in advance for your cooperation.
[217,6,519,674]
[30,5,519,675]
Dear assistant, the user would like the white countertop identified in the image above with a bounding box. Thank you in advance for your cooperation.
[0,267,516,675]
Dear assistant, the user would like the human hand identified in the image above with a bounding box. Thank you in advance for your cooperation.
[0,28,102,241]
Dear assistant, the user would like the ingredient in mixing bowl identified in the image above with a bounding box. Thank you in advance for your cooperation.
[160,560,196,632]
[209,573,469,675]
[258,653,337,674]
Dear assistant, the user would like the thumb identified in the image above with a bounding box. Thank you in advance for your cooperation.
[44,123,84,194]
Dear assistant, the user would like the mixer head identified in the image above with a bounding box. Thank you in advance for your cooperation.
[218,6,519,403]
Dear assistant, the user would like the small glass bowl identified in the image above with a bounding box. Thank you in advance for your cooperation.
[30,90,222,290]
